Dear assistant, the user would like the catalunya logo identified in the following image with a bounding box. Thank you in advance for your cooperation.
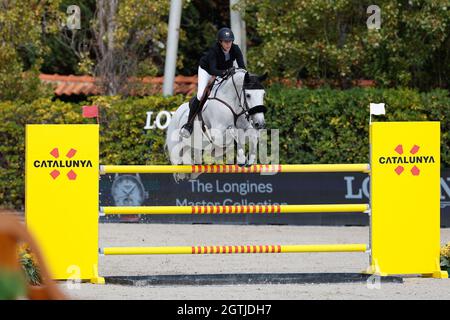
[378,144,435,176]
[33,147,93,180]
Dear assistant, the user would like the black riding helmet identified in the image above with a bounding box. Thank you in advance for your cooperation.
[217,27,234,42]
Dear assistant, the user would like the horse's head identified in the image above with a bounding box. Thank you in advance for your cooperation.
[243,72,268,129]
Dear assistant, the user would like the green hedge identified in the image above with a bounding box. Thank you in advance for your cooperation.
[0,95,185,209]
[265,86,450,165]
[1,88,449,209]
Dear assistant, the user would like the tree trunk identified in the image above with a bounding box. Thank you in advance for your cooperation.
[95,0,119,95]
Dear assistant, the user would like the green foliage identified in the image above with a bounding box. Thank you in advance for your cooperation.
[0,269,27,300]
[442,256,450,272]
[41,0,97,75]
[0,0,62,101]
[242,0,450,90]
[178,0,230,75]
[0,98,84,209]
[0,95,184,209]
[0,50,53,102]
[113,0,171,77]
[38,0,231,76]
[1,88,449,209]
[265,86,450,165]
[88,95,185,165]
[441,243,450,272]
[19,252,42,286]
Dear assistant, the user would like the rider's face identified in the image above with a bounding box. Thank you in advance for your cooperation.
[220,40,232,52]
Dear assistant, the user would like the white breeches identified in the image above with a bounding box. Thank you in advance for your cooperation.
[197,66,213,100]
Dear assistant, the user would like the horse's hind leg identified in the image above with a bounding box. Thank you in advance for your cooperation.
[212,146,226,164]
[189,172,203,180]
[179,145,205,181]
[172,145,193,182]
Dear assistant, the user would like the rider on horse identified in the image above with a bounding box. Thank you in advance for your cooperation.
[180,27,247,138]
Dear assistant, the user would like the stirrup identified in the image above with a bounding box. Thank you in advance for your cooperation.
[180,123,193,138]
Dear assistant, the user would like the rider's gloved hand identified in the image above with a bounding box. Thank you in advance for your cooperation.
[222,67,235,77]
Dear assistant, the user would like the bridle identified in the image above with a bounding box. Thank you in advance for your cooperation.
[207,69,267,126]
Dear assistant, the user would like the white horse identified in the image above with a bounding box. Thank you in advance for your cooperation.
[166,68,267,181]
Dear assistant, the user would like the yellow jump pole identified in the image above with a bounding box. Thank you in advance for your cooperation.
[100,204,369,215]
[101,243,368,255]
[100,163,370,174]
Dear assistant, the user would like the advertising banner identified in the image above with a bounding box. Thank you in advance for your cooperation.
[100,169,450,226]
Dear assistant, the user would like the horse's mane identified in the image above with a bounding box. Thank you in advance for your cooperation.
[218,69,264,91]
[244,74,265,90]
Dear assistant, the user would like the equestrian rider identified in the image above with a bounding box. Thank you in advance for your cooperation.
[180,27,246,138]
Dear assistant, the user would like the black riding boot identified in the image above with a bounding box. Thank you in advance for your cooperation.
[180,97,200,138]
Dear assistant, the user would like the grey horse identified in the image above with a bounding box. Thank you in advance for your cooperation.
[166,68,267,181]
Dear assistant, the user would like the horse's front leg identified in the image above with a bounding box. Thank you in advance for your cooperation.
[231,129,247,166]
[236,144,246,166]
[246,128,259,166]
[235,137,248,166]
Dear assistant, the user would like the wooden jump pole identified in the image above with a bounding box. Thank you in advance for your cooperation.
[100,243,369,255]
[100,164,370,174]
[100,204,369,215]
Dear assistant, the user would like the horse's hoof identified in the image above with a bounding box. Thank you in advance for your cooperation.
[173,173,187,183]
[238,158,249,167]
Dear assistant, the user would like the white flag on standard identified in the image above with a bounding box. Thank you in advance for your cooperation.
[370,103,385,115]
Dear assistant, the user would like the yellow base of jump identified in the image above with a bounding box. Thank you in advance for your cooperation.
[365,258,448,279]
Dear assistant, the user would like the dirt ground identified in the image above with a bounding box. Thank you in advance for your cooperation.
[59,223,450,300]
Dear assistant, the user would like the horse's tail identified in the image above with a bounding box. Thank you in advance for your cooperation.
[163,139,169,161]
[165,103,187,165]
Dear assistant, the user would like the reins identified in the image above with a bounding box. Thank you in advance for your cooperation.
[207,69,266,126]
